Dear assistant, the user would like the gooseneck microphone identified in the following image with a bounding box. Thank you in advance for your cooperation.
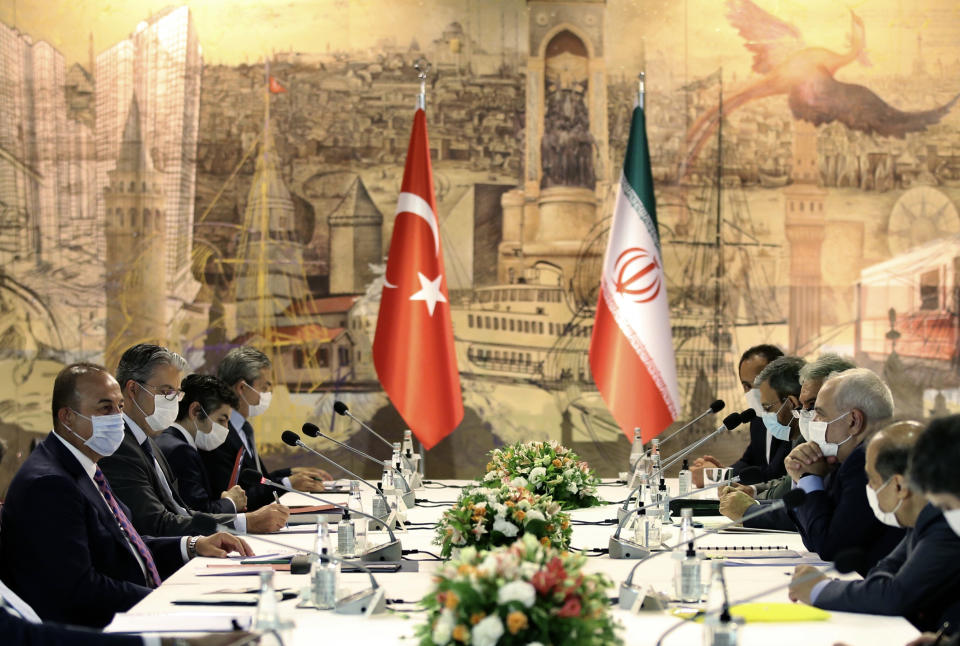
[659,409,756,472]
[655,400,726,447]
[281,429,392,524]
[302,423,415,509]
[618,465,761,517]
[195,516,387,616]
[652,548,865,646]
[238,469,402,562]
[617,488,807,609]
[332,401,394,451]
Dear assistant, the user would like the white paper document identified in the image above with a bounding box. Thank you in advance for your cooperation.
[104,612,253,633]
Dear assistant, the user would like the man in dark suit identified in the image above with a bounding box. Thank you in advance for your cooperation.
[691,344,785,487]
[0,363,251,627]
[99,344,289,536]
[156,374,248,514]
[785,367,905,574]
[201,346,329,511]
[788,420,960,632]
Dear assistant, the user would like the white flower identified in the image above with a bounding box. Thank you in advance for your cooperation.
[520,561,540,579]
[472,615,505,646]
[529,466,547,485]
[483,470,499,482]
[497,580,537,607]
[567,481,579,494]
[524,509,545,523]
[432,609,455,645]
[528,643,545,646]
[510,476,529,489]
[476,552,499,577]
[493,518,519,537]
[492,502,507,515]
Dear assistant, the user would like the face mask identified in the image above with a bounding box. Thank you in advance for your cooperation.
[865,479,902,528]
[808,410,853,457]
[134,382,180,432]
[65,410,126,457]
[762,400,792,441]
[193,406,230,451]
[943,509,960,538]
[241,383,272,417]
[792,409,815,441]
[744,388,764,417]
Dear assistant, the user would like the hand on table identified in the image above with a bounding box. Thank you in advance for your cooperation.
[292,466,333,481]
[245,502,290,533]
[785,441,834,482]
[719,490,758,522]
[788,564,827,604]
[719,483,757,498]
[903,634,945,646]
[690,455,722,488]
[290,471,327,492]
[220,485,247,512]
[195,532,254,558]
[162,633,257,646]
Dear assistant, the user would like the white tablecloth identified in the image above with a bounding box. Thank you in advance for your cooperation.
[125,479,920,645]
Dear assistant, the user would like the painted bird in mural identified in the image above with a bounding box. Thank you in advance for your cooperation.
[682,0,960,173]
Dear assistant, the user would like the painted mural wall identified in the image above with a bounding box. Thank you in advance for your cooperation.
[1,0,959,491]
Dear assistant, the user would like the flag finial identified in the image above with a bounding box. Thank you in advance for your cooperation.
[414,58,431,110]
[637,71,646,110]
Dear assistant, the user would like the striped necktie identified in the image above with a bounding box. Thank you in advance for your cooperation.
[92,467,162,587]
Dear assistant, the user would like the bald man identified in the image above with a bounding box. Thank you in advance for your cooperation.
[788,421,960,632]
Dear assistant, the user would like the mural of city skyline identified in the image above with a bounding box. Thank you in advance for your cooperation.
[1,0,959,492]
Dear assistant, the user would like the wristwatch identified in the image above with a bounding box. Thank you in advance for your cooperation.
[186,535,200,559]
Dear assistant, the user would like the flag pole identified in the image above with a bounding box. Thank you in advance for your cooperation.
[637,71,645,110]
[414,58,431,110]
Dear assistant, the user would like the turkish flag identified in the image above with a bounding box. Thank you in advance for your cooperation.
[373,109,463,449]
[268,76,287,94]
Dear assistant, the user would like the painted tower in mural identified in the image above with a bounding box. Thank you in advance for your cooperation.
[104,95,167,369]
[784,120,827,354]
[499,0,608,297]
[328,177,383,295]
[234,129,309,338]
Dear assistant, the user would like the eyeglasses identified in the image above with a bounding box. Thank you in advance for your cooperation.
[761,399,788,414]
[139,382,185,402]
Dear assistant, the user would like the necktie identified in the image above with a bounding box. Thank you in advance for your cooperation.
[93,467,163,587]
[141,439,189,516]
[242,422,264,475]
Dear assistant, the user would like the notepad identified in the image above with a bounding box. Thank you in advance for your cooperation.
[104,612,253,633]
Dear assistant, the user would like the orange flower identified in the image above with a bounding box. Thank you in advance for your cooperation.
[506,500,515,507]
[561,520,570,530]
[458,564,476,577]
[552,459,562,468]
[445,591,460,610]
[546,523,555,532]
[514,510,526,522]
[452,624,469,642]
[470,612,486,625]
[541,536,551,545]
[507,610,529,635]
[486,462,493,471]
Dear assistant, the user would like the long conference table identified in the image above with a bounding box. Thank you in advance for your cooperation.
[118,479,921,645]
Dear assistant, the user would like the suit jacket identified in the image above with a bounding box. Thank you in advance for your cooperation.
[155,427,236,514]
[0,609,143,646]
[97,424,234,537]
[814,503,960,631]
[788,443,905,575]
[200,418,290,511]
[0,433,183,627]
[730,416,790,482]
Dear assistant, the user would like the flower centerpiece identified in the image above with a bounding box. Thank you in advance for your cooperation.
[417,533,622,646]
[484,440,601,510]
[435,485,571,558]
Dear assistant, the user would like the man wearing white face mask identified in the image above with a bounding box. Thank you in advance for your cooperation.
[157,374,249,515]
[100,344,290,537]
[784,367,905,574]
[0,363,253,628]
[787,420,960,632]
[202,346,331,511]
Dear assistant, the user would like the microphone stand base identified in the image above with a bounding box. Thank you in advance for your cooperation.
[618,583,642,610]
[335,587,387,615]
[361,540,402,562]
[617,507,633,523]
[608,537,651,560]
[368,516,397,532]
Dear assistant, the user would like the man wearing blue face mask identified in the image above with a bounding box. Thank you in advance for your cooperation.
[0,363,253,627]
[99,344,290,537]
[787,420,960,632]
[784,367,905,574]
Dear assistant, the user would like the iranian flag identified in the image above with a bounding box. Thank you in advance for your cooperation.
[373,108,463,449]
[589,103,680,443]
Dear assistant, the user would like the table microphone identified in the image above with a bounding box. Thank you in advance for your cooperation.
[656,400,726,447]
[238,469,402,562]
[195,516,387,616]
[617,465,762,522]
[652,548,865,646]
[302,423,415,509]
[617,488,807,609]
[332,401,394,451]
[281,430,394,531]
[659,409,756,473]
